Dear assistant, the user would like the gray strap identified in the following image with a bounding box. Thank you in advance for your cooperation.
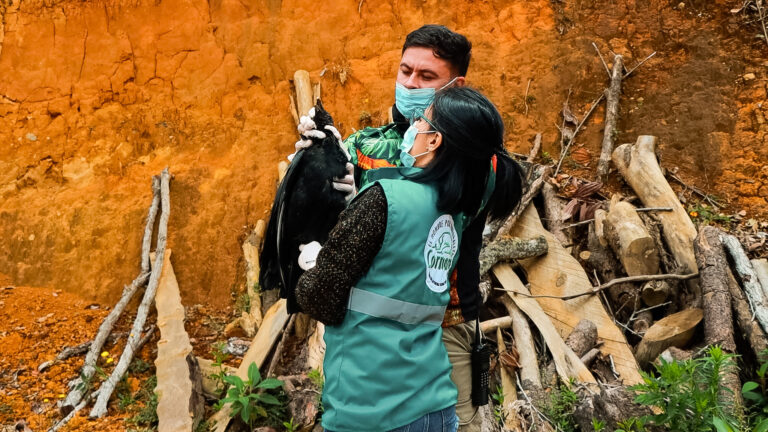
[347,287,445,326]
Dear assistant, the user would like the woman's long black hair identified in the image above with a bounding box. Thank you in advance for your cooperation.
[408,86,523,221]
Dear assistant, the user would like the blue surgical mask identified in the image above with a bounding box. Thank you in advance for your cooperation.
[399,123,436,167]
[395,77,459,122]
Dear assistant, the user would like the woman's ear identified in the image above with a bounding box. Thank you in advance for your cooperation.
[428,132,443,151]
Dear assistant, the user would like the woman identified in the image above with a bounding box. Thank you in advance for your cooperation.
[295,87,522,432]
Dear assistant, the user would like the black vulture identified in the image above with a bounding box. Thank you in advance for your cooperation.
[259,100,349,313]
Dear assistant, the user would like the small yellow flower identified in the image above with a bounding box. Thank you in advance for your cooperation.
[689,211,698,218]
[106,358,114,364]
[43,398,49,403]
[58,394,66,399]
[101,351,109,358]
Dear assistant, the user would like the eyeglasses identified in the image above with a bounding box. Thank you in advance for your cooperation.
[415,114,440,134]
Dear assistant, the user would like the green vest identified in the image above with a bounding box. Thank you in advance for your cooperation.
[321,170,465,432]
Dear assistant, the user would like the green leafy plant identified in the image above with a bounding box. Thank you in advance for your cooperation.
[307,368,324,413]
[208,341,230,395]
[283,417,298,432]
[590,417,606,431]
[491,385,505,426]
[614,417,646,432]
[544,379,579,432]
[129,358,152,374]
[218,362,285,429]
[630,345,742,431]
[742,350,768,431]
[687,202,733,226]
[235,292,251,314]
[541,151,554,165]
[128,375,159,429]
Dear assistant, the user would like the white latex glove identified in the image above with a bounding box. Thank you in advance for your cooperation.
[298,241,322,271]
[333,163,356,201]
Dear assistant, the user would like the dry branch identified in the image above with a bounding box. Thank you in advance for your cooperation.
[293,70,314,117]
[496,328,522,431]
[499,295,541,389]
[480,316,513,333]
[597,54,623,180]
[727,265,768,356]
[91,168,172,418]
[541,183,570,246]
[494,165,551,240]
[61,176,160,415]
[527,133,542,163]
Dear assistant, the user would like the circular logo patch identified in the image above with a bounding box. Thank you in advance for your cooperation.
[424,214,459,293]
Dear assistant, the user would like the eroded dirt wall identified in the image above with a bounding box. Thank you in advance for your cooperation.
[0,0,764,306]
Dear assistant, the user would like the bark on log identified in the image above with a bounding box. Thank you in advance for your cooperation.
[279,374,322,431]
[632,310,653,336]
[507,204,643,384]
[564,319,598,357]
[499,295,541,389]
[153,250,204,431]
[634,308,703,367]
[479,236,548,276]
[612,136,699,303]
[541,183,570,247]
[496,328,522,431]
[293,70,314,118]
[597,54,623,180]
[721,234,768,335]
[61,176,160,415]
[641,280,670,308]
[306,321,326,373]
[573,384,652,432]
[604,198,660,277]
[694,226,736,352]
[91,168,172,419]
[639,211,681,306]
[209,299,289,432]
[727,266,768,356]
[493,264,597,385]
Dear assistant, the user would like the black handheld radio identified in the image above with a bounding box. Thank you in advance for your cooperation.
[470,317,491,406]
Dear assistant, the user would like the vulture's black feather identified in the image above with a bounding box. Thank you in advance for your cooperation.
[259,100,349,313]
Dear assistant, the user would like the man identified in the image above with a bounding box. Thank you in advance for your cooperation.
[302,25,485,431]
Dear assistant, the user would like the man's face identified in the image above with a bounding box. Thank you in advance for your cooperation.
[397,46,465,89]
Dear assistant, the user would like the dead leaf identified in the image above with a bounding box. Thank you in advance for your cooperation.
[499,349,520,373]
[571,147,592,166]
[580,202,602,221]
[562,199,580,221]
[572,181,603,199]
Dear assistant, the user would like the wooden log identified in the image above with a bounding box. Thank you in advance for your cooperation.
[91,168,172,418]
[612,136,699,303]
[279,374,322,431]
[293,70,314,118]
[209,299,289,432]
[313,82,321,105]
[721,234,768,335]
[587,216,636,320]
[634,308,703,367]
[597,55,623,180]
[753,258,768,298]
[499,295,541,389]
[227,221,266,337]
[541,183,570,247]
[604,198,660,277]
[478,236,548,275]
[197,357,236,400]
[493,264,596,385]
[506,204,643,384]
[527,133,542,163]
[594,209,608,247]
[573,384,652,432]
[641,280,670,307]
[306,321,326,373]
[480,316,513,333]
[694,226,736,352]
[278,161,288,183]
[61,176,160,414]
[496,328,522,431]
[564,319,598,357]
[289,94,299,126]
[632,310,653,335]
[727,266,768,356]
[581,348,601,366]
[153,250,204,431]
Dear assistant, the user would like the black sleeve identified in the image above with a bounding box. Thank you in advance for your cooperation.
[295,184,388,325]
[454,209,488,322]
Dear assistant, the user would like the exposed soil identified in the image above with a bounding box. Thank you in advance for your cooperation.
[1,0,768,429]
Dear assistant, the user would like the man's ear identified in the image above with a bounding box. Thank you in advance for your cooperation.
[454,76,466,87]
[428,133,443,151]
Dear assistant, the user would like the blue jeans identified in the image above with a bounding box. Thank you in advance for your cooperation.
[326,406,458,432]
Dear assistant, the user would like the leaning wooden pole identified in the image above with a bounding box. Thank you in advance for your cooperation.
[90,168,172,418]
[597,55,623,180]
[721,234,768,335]
[61,176,160,415]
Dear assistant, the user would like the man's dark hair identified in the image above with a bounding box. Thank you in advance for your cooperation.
[402,25,472,76]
